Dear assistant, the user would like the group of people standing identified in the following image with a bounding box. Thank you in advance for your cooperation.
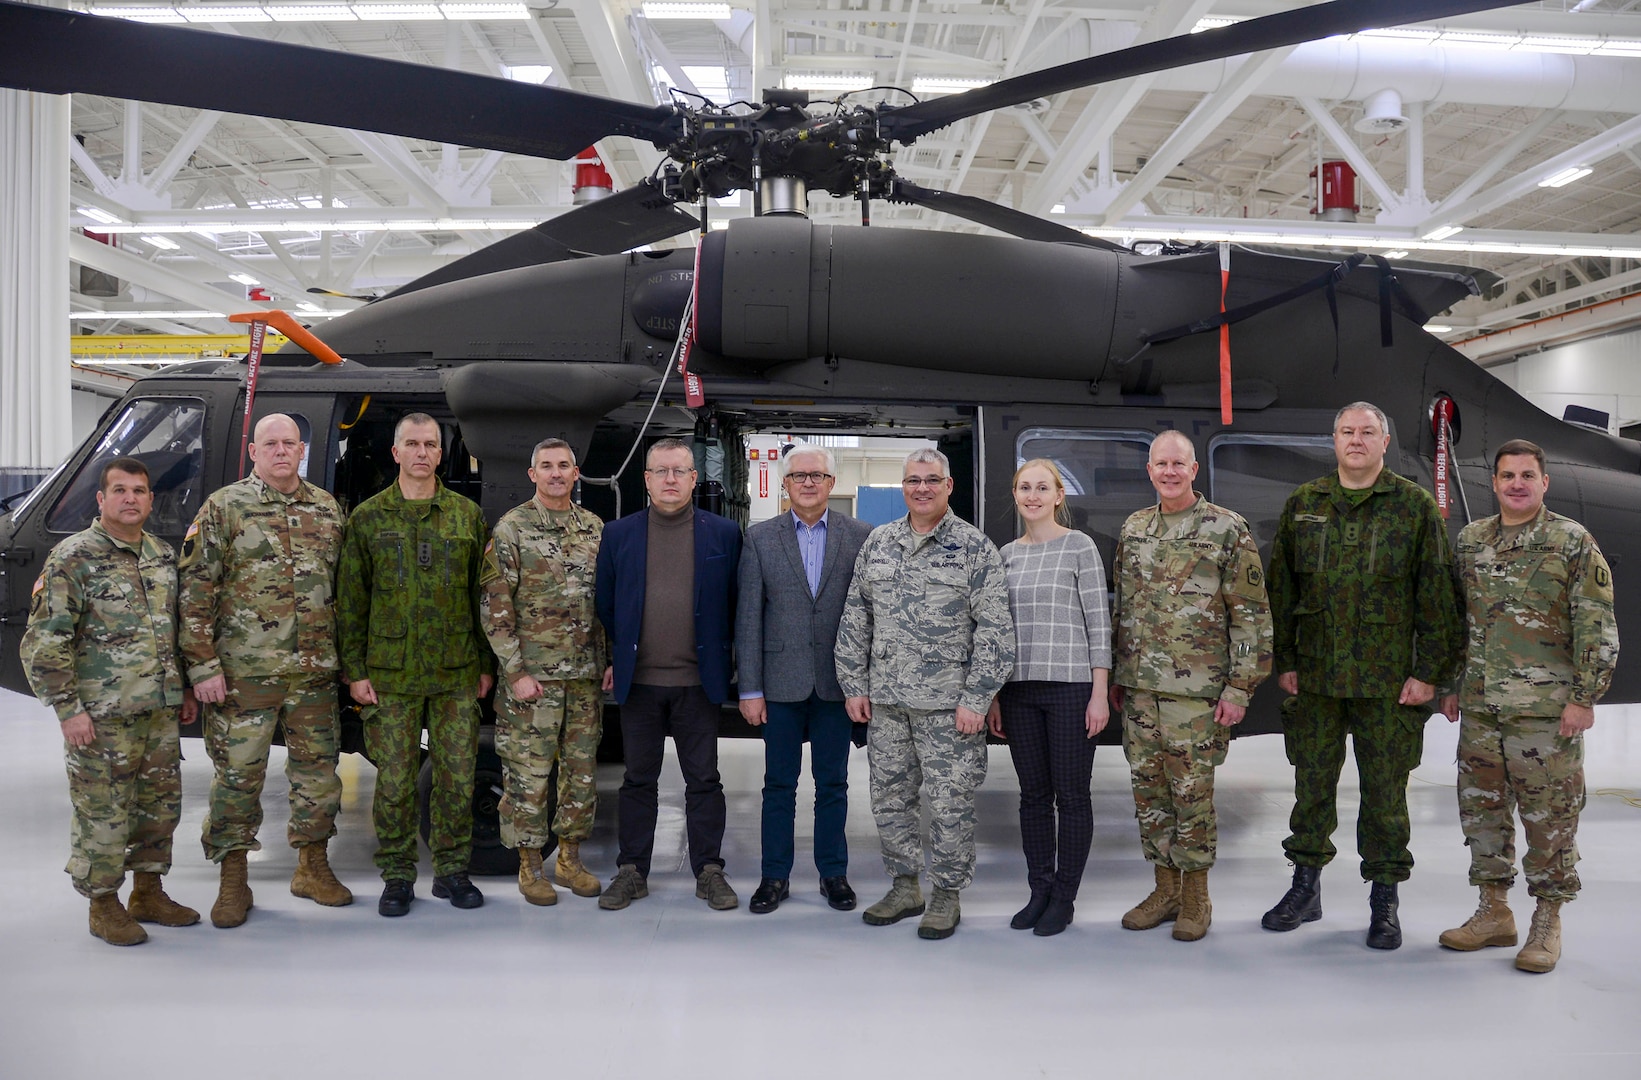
[20,402,1617,976]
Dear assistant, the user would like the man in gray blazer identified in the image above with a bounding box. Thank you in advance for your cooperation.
[737,443,873,914]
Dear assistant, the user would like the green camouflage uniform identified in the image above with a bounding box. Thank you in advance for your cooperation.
[835,510,1016,890]
[22,521,187,898]
[1270,469,1464,884]
[1114,494,1272,872]
[337,478,493,881]
[177,474,345,862]
[1453,507,1618,903]
[479,497,606,849]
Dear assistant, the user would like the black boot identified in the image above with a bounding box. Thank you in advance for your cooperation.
[1011,892,1051,931]
[1261,865,1323,931]
[1366,881,1401,950]
[1032,898,1075,938]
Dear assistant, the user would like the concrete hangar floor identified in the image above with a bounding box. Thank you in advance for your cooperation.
[1,686,1638,1080]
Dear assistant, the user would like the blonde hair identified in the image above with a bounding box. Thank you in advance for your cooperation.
[1012,458,1073,528]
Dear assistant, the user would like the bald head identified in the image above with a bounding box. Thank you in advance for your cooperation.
[254,413,301,443]
[247,413,305,494]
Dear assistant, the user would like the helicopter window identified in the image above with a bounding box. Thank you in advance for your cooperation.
[1015,428,1155,569]
[1207,434,1337,551]
[45,398,207,538]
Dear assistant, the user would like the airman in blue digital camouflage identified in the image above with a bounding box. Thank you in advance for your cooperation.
[835,447,1016,940]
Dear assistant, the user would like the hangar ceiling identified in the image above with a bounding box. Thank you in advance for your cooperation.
[56,0,1641,362]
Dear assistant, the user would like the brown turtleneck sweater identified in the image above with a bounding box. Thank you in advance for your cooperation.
[634,503,697,685]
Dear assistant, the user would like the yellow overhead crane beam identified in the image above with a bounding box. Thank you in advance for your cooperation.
[71,333,287,361]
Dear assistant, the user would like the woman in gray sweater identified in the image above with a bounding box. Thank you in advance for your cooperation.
[986,459,1111,937]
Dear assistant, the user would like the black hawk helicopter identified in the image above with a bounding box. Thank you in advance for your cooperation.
[2,0,1634,870]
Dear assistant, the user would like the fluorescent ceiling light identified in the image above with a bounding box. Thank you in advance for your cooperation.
[1050,204,1066,214]
[1517,36,1597,55]
[1073,224,1641,262]
[229,273,261,286]
[1358,28,1439,43]
[87,5,186,22]
[782,73,872,93]
[505,64,553,83]
[180,6,272,21]
[71,310,228,319]
[910,76,992,96]
[352,3,442,19]
[1424,325,1454,333]
[1434,31,1519,50]
[1191,16,1238,32]
[1539,166,1593,189]
[439,2,528,18]
[140,234,181,250]
[1382,249,1409,259]
[78,205,122,225]
[709,220,730,231]
[642,2,731,19]
[267,5,358,20]
[1422,225,1463,241]
[1595,40,1641,57]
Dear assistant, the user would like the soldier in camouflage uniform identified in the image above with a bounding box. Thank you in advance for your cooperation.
[836,448,1016,940]
[1262,402,1464,951]
[178,414,352,928]
[479,438,607,906]
[1437,439,1618,973]
[1113,431,1272,942]
[22,457,200,945]
[337,413,495,916]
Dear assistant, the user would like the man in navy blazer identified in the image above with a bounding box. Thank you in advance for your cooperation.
[594,438,742,912]
[736,444,872,914]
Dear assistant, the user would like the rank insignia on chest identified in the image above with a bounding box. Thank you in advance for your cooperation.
[288,515,302,530]
[418,540,433,568]
[1342,521,1360,545]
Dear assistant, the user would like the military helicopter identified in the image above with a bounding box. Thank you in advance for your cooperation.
[2,0,1635,871]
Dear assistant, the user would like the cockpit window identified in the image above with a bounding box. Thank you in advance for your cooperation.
[1207,434,1336,552]
[46,398,207,537]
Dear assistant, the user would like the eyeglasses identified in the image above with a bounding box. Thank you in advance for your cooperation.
[785,471,833,485]
[645,467,695,480]
[902,475,947,489]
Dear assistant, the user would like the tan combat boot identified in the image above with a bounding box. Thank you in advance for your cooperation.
[1173,869,1212,941]
[1515,899,1563,973]
[554,839,602,897]
[1122,864,1181,931]
[290,841,354,907]
[917,887,962,940]
[861,875,924,926]
[518,847,559,906]
[89,893,148,946]
[211,849,253,928]
[1438,882,1516,951]
[127,872,200,926]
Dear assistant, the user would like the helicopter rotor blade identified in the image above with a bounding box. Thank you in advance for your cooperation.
[887,180,1125,252]
[879,0,1527,144]
[0,1,680,160]
[384,179,699,300]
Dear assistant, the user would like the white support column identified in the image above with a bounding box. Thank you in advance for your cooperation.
[0,88,73,474]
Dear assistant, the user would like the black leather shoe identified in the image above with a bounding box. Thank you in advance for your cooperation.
[819,876,856,911]
[432,872,484,909]
[378,879,413,917]
[1033,898,1075,937]
[1010,892,1051,931]
[1262,865,1323,931]
[749,878,790,915]
[1366,881,1402,950]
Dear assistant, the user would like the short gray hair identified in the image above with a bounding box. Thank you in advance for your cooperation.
[1149,429,1196,463]
[394,412,441,444]
[531,438,576,466]
[903,447,950,478]
[1334,401,1389,434]
[782,442,836,477]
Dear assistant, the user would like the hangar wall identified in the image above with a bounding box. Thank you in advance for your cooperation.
[1487,324,1641,434]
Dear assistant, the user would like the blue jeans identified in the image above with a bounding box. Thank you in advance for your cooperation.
[761,694,852,879]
